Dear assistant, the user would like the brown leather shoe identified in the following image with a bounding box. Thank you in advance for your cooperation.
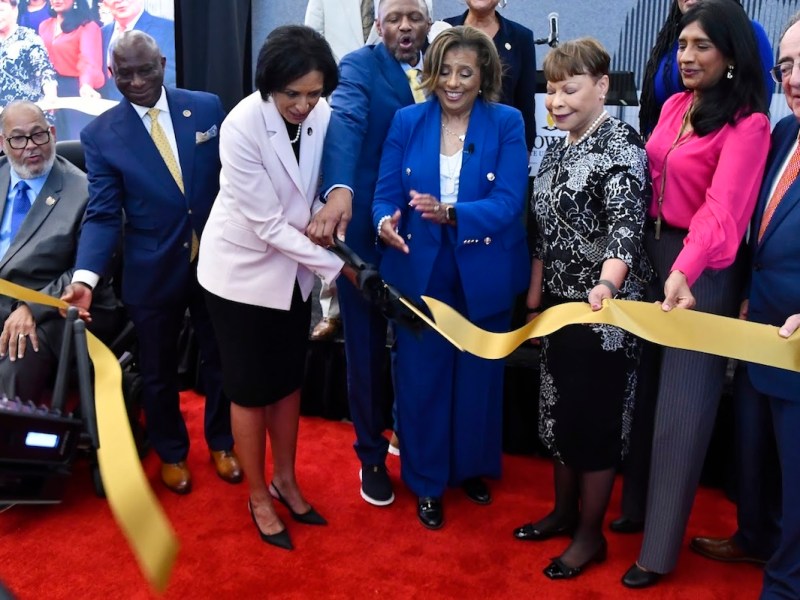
[210,450,243,484]
[310,317,341,341]
[161,461,192,494]
[690,536,767,565]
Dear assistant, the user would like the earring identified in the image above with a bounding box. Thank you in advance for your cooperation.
[727,64,734,79]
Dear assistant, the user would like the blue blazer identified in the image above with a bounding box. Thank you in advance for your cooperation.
[747,115,800,402]
[444,11,536,151]
[372,98,530,322]
[100,11,177,99]
[321,42,416,263]
[76,87,225,307]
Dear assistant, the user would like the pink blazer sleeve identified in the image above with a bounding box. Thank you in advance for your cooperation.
[672,112,771,285]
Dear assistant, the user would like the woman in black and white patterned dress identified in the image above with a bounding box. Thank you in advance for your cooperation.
[512,38,652,580]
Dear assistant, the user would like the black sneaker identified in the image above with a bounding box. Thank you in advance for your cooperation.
[359,464,395,506]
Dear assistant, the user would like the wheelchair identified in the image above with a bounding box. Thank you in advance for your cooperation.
[0,141,144,503]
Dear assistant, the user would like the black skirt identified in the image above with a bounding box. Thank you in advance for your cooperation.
[538,295,640,471]
[204,284,311,407]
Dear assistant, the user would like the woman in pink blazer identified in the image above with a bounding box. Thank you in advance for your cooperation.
[197,25,349,552]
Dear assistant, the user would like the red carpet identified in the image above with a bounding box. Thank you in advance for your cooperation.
[0,392,763,599]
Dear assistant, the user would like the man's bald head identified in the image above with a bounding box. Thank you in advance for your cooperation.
[0,100,56,179]
[110,30,166,107]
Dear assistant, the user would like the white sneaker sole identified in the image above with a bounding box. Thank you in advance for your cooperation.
[358,468,395,506]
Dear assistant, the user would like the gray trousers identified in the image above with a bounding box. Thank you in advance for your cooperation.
[637,228,743,573]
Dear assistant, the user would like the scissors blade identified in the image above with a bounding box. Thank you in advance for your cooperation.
[397,295,465,351]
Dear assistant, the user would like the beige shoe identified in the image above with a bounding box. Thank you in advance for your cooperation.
[310,317,341,341]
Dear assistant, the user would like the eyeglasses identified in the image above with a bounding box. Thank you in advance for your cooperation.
[3,130,51,150]
[770,61,800,83]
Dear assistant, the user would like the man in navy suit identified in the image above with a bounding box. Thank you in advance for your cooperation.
[307,0,431,506]
[61,31,240,495]
[690,12,800,600]
[99,0,176,100]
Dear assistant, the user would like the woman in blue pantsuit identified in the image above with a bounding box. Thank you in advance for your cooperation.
[372,26,529,530]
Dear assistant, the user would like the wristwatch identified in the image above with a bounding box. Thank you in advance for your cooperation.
[444,204,456,223]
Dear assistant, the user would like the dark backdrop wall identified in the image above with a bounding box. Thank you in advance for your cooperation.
[176,0,252,112]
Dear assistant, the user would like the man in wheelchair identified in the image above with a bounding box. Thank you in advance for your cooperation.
[0,100,118,404]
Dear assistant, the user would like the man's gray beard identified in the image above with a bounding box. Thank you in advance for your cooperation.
[10,147,56,180]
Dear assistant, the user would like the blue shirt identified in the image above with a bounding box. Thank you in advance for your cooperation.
[0,168,49,258]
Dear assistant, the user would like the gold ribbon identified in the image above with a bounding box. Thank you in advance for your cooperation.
[0,278,178,591]
[418,296,800,372]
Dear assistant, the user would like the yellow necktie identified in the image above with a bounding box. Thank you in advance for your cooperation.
[406,68,426,104]
[147,107,199,262]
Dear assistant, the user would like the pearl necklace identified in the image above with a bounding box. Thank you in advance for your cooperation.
[569,110,608,146]
[289,122,302,145]
[441,122,466,143]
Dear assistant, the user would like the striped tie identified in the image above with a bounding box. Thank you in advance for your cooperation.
[758,140,800,242]
[147,107,199,261]
[406,68,426,104]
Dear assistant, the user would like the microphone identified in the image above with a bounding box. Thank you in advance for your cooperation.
[548,12,559,48]
[465,143,475,154]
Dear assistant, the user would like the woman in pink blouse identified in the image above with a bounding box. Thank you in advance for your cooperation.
[38,0,103,138]
[621,0,770,589]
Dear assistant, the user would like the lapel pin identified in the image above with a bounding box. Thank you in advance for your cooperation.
[183,110,191,117]
[307,127,313,136]
[45,196,56,206]
[487,172,495,181]
[505,42,511,50]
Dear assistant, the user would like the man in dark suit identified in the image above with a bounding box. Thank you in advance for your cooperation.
[61,31,240,495]
[307,0,430,506]
[99,0,176,100]
[691,12,800,600]
[0,100,117,402]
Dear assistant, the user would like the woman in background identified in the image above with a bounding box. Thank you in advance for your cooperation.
[198,25,349,552]
[622,0,770,588]
[372,26,529,530]
[444,0,536,151]
[638,0,772,138]
[513,37,651,580]
[17,0,49,31]
[0,0,56,107]
[39,0,103,138]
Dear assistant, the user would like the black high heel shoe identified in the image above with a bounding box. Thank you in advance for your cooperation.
[269,482,328,526]
[543,539,608,580]
[248,499,293,550]
[513,520,576,541]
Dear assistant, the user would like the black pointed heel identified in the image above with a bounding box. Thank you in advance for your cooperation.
[543,539,608,580]
[269,482,328,526]
[248,499,293,550]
